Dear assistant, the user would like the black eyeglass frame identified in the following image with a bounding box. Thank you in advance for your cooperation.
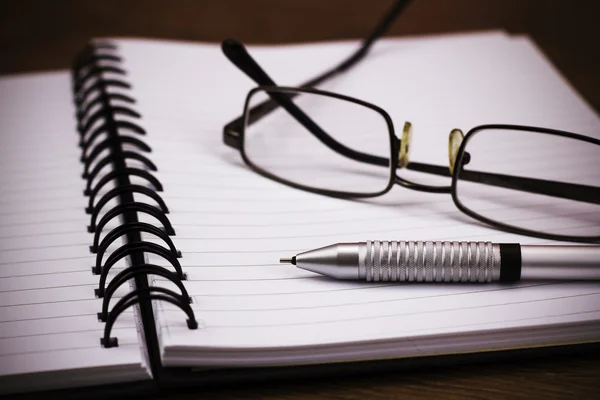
[239,85,400,199]
[452,125,600,244]
[234,85,600,244]
[222,0,412,148]
[221,0,600,244]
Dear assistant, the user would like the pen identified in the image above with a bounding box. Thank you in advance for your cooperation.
[279,241,600,282]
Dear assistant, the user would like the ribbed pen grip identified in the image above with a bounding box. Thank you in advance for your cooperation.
[361,240,501,283]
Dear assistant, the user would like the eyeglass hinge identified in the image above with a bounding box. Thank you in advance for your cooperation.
[223,126,242,149]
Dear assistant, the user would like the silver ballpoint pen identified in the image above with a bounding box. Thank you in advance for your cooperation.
[279,241,600,282]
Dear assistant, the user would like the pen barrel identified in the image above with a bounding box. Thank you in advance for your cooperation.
[520,245,600,280]
[359,240,502,283]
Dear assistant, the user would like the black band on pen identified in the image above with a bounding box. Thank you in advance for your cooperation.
[499,243,522,282]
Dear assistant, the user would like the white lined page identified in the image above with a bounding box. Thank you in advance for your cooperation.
[0,72,150,394]
[115,32,600,366]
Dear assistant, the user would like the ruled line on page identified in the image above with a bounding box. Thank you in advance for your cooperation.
[0,327,135,340]
[166,207,377,215]
[166,224,596,255]
[362,308,600,341]
[0,206,92,217]
[0,284,97,294]
[0,230,85,240]
[165,309,600,347]
[159,292,600,328]
[0,217,85,229]
[157,276,321,283]
[0,298,108,308]
[0,304,133,323]
[158,263,281,269]
[0,255,91,266]
[0,182,85,195]
[158,283,558,312]
[0,192,90,207]
[0,267,125,279]
[167,281,569,299]
[0,159,80,173]
[184,283,431,296]
[158,307,600,350]
[152,153,599,177]
[0,241,91,252]
[160,221,596,241]
[0,167,84,183]
[0,228,87,241]
[0,343,139,357]
[0,311,132,324]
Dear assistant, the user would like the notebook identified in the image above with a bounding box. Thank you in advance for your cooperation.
[1,30,599,397]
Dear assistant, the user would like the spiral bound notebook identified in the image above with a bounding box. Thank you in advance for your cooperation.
[1,31,599,397]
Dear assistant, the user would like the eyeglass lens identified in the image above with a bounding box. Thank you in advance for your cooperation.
[454,128,600,239]
[243,88,393,195]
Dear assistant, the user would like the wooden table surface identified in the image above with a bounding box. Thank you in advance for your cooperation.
[2,1,599,399]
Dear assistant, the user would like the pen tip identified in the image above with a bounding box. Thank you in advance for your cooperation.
[279,256,296,265]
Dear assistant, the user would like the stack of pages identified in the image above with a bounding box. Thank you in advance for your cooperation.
[0,30,598,396]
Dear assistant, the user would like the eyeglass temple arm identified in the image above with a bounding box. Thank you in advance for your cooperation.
[406,161,600,205]
[222,0,412,146]
[222,38,390,167]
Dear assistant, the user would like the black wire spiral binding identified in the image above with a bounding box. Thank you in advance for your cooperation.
[71,42,197,349]
[82,150,156,180]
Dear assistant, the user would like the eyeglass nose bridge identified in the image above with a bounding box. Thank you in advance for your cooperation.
[396,122,466,175]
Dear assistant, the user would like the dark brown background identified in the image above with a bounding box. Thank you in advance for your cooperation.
[2,0,599,113]
[2,1,599,399]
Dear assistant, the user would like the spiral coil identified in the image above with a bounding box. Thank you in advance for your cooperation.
[71,42,197,348]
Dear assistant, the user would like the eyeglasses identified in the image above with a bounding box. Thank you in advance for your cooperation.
[220,1,600,243]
